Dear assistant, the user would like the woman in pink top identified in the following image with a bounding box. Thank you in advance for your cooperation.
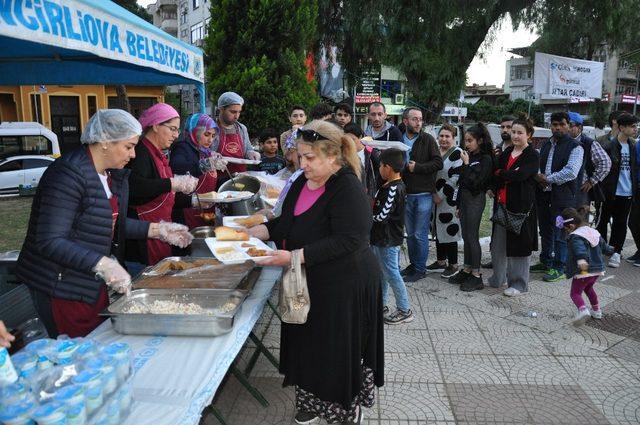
[248,120,384,425]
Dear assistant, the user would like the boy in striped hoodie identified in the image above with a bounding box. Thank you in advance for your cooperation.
[370,148,413,324]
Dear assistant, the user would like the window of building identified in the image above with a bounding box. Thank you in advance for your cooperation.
[510,65,532,81]
[204,18,211,36]
[180,12,187,24]
[181,29,188,39]
[191,22,204,43]
[87,95,97,118]
[30,94,43,124]
[193,0,200,9]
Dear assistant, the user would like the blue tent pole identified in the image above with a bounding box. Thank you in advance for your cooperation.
[198,83,206,113]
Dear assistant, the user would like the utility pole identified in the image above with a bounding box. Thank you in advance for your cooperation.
[633,64,640,116]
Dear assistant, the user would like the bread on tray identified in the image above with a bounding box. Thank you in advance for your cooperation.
[232,214,265,228]
[215,226,250,241]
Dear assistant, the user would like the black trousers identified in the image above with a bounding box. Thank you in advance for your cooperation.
[436,240,458,265]
[596,196,633,253]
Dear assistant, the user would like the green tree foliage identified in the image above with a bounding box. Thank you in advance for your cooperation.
[206,0,319,135]
[112,0,152,23]
[524,0,640,60]
[588,100,609,129]
[465,99,544,126]
[316,0,536,116]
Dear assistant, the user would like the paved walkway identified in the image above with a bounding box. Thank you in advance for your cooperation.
[203,242,640,425]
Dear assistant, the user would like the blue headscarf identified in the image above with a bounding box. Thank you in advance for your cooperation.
[183,113,218,158]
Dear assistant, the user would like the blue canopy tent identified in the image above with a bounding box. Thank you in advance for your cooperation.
[0,0,206,111]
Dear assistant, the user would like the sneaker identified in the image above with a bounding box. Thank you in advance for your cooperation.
[530,262,549,272]
[503,287,522,297]
[608,253,621,268]
[634,260,640,268]
[626,251,640,263]
[449,269,470,285]
[441,265,459,279]
[382,306,390,317]
[460,274,484,292]
[481,260,493,269]
[572,308,591,326]
[590,308,603,319]
[400,264,415,277]
[543,269,566,282]
[403,271,426,283]
[295,411,320,424]
[426,261,446,273]
[384,309,415,324]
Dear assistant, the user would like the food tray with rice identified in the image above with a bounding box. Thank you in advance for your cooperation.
[103,289,246,336]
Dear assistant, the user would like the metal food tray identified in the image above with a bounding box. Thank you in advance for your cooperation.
[103,288,246,336]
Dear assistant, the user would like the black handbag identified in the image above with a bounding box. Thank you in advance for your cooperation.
[491,203,530,235]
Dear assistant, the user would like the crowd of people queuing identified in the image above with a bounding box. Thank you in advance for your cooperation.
[9,88,640,424]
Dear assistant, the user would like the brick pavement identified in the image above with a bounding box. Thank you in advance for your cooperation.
[201,242,640,425]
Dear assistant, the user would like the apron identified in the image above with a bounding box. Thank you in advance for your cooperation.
[135,138,175,265]
[183,170,217,229]
[50,155,115,337]
[218,123,246,175]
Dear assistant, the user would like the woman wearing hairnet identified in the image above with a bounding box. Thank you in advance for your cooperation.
[16,109,193,338]
[126,103,199,266]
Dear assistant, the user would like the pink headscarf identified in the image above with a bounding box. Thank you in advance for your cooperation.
[138,103,179,130]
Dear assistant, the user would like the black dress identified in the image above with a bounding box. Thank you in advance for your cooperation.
[266,167,384,410]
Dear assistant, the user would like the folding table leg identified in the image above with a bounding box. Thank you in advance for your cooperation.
[230,365,269,407]
[248,331,279,369]
[202,405,228,425]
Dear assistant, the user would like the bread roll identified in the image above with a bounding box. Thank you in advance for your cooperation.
[215,226,250,241]
[233,214,265,228]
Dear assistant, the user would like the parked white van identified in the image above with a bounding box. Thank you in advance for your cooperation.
[0,122,60,160]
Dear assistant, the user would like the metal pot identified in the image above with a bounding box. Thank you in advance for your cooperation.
[189,226,216,257]
[218,175,265,216]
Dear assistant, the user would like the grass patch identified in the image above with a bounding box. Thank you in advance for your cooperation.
[0,197,32,252]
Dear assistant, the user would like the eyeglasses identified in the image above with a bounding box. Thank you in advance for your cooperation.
[408,117,423,123]
[297,129,329,142]
[161,124,180,133]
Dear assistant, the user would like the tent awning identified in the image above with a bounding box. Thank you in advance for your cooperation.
[0,0,205,111]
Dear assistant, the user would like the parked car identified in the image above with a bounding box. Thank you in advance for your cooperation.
[0,155,54,196]
[0,122,60,160]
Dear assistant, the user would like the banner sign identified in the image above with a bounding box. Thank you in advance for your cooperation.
[355,66,381,104]
[441,106,467,117]
[533,52,603,99]
[0,0,204,83]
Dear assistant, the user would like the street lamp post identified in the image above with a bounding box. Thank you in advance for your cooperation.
[633,64,640,116]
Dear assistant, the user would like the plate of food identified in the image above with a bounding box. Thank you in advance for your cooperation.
[205,228,274,264]
[223,214,267,229]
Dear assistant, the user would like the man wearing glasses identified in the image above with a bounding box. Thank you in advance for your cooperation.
[212,91,260,174]
[400,107,443,282]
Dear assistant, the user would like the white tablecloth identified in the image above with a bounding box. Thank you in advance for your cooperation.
[90,266,282,425]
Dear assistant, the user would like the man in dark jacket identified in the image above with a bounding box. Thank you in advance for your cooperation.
[344,123,381,203]
[365,102,403,141]
[597,113,638,267]
[532,112,584,282]
[400,107,443,282]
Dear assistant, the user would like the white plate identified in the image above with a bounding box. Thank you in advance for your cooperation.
[223,215,267,229]
[205,237,274,264]
[221,156,261,165]
[261,195,278,207]
[215,191,255,203]
[361,140,411,152]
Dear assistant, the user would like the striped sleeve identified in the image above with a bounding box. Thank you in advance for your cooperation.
[373,185,398,222]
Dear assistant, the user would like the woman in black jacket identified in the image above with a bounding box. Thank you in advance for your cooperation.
[16,110,192,337]
[451,123,494,291]
[488,117,540,296]
[248,120,383,425]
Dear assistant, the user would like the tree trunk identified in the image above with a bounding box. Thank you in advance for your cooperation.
[115,85,131,113]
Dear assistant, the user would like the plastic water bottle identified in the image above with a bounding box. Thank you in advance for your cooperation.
[527,311,538,318]
[0,347,18,386]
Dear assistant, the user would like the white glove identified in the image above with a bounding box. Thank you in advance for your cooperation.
[171,175,199,194]
[93,257,132,294]
[156,221,194,248]
[247,150,261,161]
[208,152,229,171]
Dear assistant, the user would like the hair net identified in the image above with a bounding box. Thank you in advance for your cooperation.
[217,91,244,108]
[80,109,142,145]
[138,103,179,129]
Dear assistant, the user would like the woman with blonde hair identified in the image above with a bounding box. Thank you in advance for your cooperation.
[249,120,384,424]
